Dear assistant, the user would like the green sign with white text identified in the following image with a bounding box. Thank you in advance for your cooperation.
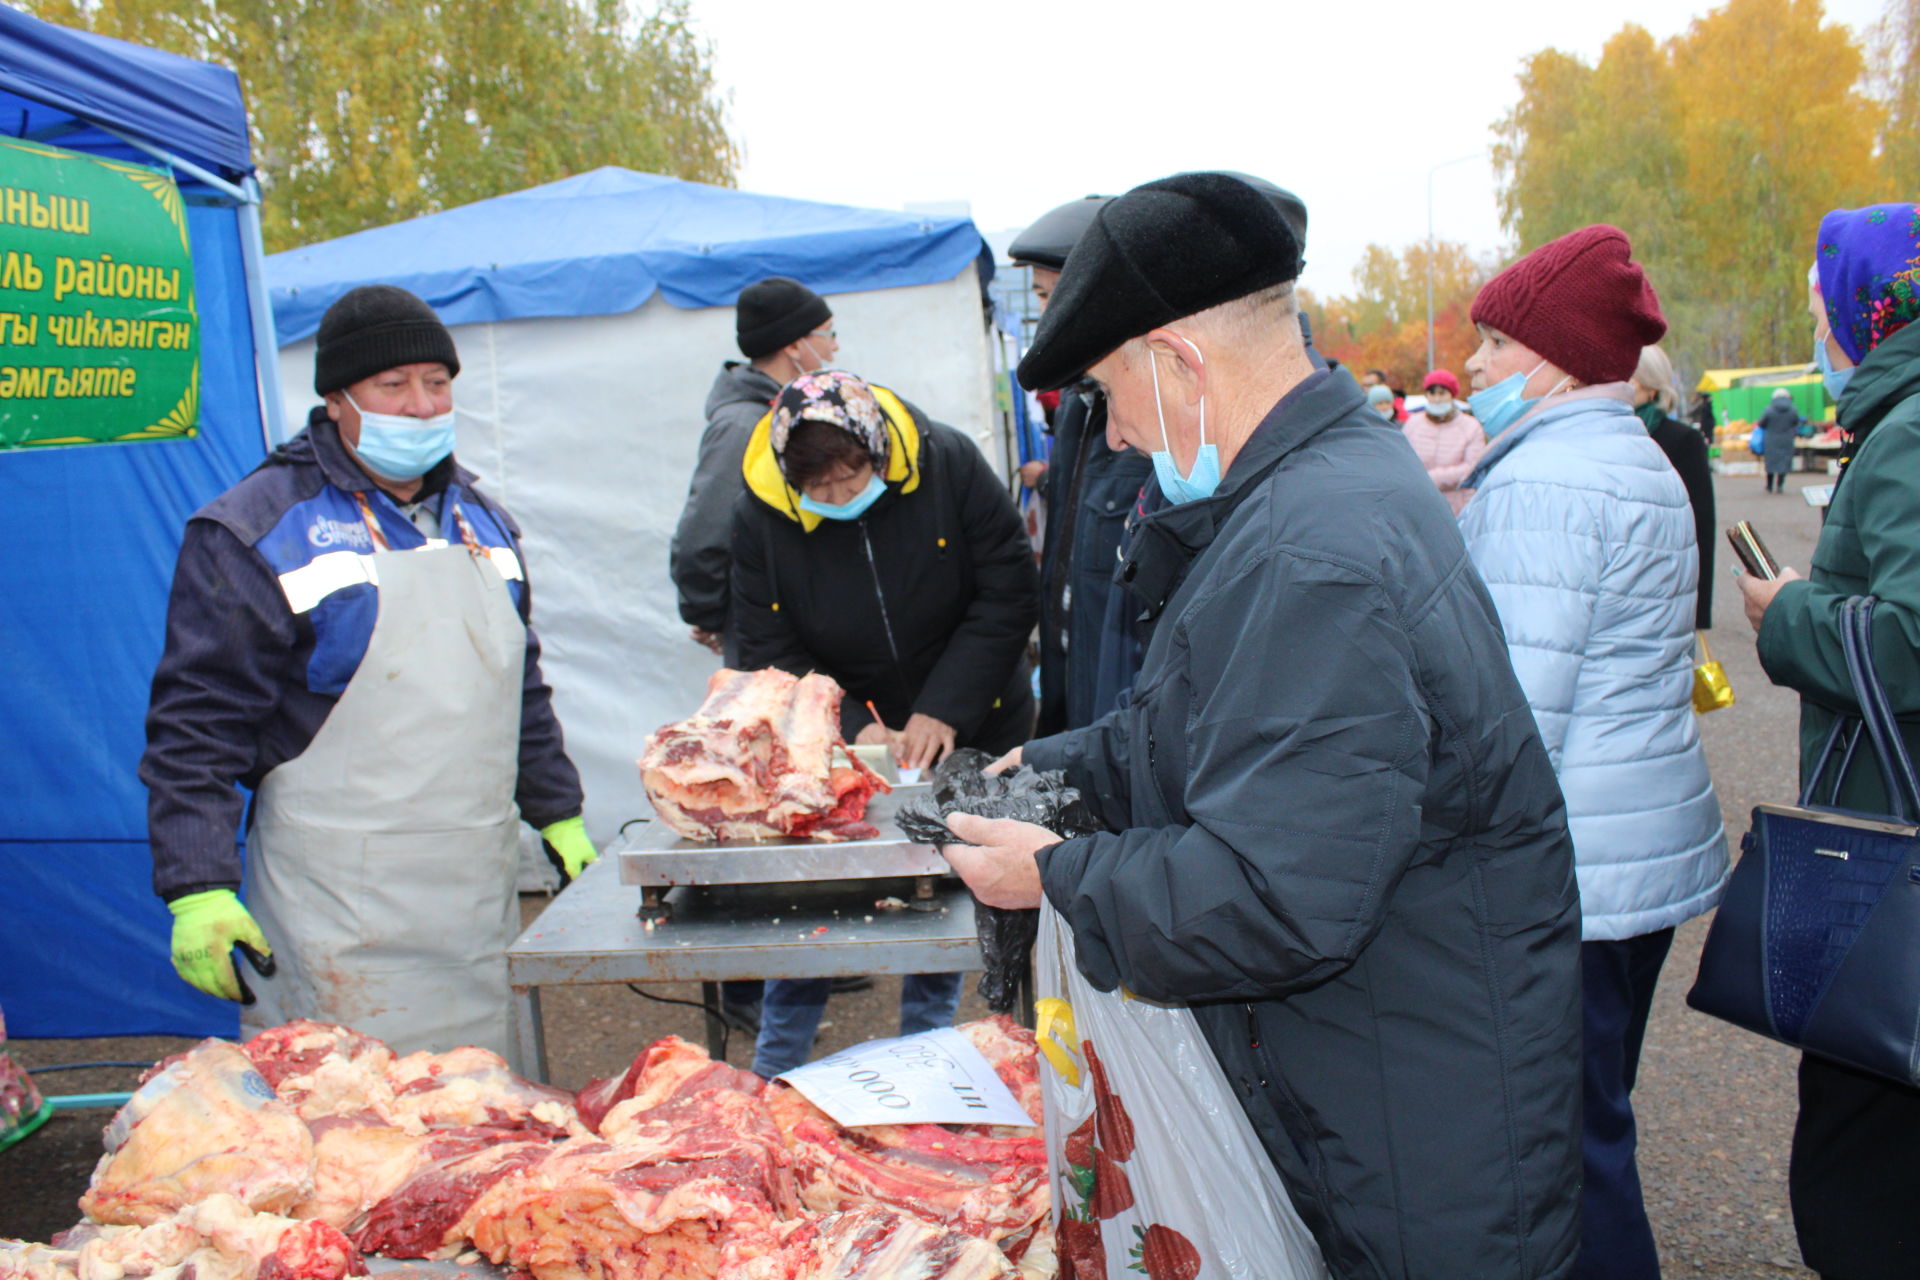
[0,137,199,449]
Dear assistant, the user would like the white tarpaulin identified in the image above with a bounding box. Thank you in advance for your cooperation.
[278,266,999,853]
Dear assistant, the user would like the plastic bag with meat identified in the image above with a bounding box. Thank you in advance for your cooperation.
[897,750,1097,1014]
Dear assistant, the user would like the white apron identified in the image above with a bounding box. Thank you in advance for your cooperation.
[242,507,526,1063]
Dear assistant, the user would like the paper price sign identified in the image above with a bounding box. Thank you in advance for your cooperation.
[777,1027,1033,1127]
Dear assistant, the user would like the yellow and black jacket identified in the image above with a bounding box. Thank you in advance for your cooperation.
[732,388,1039,748]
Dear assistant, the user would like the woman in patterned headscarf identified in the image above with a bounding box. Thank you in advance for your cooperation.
[729,369,1040,1078]
[1737,203,1920,1280]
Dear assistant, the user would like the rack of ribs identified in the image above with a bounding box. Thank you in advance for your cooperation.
[640,669,888,842]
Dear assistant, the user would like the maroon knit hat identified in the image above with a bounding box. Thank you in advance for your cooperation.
[1470,225,1666,386]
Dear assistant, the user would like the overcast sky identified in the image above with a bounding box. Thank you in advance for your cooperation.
[685,0,1889,296]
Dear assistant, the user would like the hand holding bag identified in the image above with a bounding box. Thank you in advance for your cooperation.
[1686,596,1920,1086]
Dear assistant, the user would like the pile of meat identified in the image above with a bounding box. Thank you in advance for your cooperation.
[0,1018,1053,1280]
[640,669,889,842]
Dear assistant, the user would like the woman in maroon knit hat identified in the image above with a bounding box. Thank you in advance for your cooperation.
[1457,225,1729,1280]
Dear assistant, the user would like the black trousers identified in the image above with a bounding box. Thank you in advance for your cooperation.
[1791,1053,1920,1279]
[1574,928,1675,1280]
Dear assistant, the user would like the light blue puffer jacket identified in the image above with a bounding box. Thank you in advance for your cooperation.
[1460,387,1727,941]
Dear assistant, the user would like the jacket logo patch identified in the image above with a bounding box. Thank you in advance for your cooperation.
[308,516,373,550]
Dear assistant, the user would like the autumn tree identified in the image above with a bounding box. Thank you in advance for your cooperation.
[1302,240,1492,391]
[24,0,738,251]
[1870,0,1920,192]
[1494,0,1884,377]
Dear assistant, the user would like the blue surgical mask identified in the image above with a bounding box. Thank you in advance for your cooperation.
[1469,361,1564,437]
[1146,336,1220,505]
[798,472,886,521]
[1814,326,1854,401]
[345,391,457,480]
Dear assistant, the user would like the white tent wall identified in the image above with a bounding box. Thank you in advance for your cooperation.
[277,264,999,866]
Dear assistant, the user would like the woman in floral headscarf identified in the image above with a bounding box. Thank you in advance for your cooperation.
[730,369,1040,1077]
[1738,203,1920,1280]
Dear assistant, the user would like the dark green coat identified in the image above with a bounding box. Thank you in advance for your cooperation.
[1758,322,1920,807]
[1754,320,1920,1279]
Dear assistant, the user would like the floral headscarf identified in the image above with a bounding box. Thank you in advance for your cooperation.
[769,370,891,479]
[1814,203,1920,364]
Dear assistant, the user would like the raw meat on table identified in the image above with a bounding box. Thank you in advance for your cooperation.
[640,669,888,842]
[578,1035,765,1134]
[0,1195,364,1280]
[721,1205,1019,1279]
[80,1041,314,1227]
[349,1132,552,1259]
[457,1141,784,1280]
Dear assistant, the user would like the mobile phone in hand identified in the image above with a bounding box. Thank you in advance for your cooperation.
[1726,521,1780,580]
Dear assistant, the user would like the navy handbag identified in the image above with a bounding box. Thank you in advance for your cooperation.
[1686,596,1920,1087]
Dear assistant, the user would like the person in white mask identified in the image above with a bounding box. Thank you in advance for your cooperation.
[936,171,1584,1278]
[1399,368,1485,515]
[142,285,593,1066]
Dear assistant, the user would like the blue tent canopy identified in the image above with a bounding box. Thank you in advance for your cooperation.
[270,167,988,341]
[0,6,275,1040]
[0,4,251,180]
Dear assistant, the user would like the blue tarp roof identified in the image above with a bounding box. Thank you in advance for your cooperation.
[269,167,988,341]
[0,4,252,181]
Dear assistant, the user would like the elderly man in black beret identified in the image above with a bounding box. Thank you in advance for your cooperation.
[943,173,1583,1278]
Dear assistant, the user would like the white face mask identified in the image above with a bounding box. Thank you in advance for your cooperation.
[1425,396,1455,419]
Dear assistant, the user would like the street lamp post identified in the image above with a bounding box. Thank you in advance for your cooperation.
[1426,151,1487,375]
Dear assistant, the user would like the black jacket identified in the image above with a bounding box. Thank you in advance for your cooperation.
[1028,367,1582,1278]
[1036,383,1154,736]
[731,393,1040,750]
[1641,406,1716,629]
[671,362,783,634]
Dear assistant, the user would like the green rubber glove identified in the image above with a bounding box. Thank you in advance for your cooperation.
[540,816,599,885]
[168,889,272,1003]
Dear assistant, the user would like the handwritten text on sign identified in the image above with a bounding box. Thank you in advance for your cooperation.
[777,1027,1034,1127]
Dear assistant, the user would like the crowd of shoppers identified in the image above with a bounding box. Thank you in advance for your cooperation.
[654,175,1920,1279]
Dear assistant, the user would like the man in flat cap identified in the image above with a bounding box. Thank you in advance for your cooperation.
[943,173,1582,1277]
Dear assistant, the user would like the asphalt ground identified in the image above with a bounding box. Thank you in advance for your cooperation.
[1,467,1834,1275]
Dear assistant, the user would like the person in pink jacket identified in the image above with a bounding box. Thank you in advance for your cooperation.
[1401,369,1486,514]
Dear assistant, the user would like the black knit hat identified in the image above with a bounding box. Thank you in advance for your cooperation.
[1017,172,1302,392]
[736,277,832,358]
[313,285,460,394]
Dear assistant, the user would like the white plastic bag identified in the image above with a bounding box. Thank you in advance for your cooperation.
[1035,903,1327,1280]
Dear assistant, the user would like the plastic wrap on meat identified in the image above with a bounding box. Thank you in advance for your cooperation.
[720,1204,1019,1279]
[457,1141,784,1280]
[640,669,888,842]
[898,751,1097,1014]
[350,1131,553,1259]
[1,1195,365,1280]
[81,1041,314,1227]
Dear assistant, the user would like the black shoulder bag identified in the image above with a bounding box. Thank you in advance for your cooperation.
[1686,596,1920,1086]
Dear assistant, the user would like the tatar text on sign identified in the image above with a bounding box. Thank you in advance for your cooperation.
[0,137,199,450]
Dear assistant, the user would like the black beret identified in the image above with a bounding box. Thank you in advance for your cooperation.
[314,285,460,394]
[1017,172,1303,392]
[737,276,832,358]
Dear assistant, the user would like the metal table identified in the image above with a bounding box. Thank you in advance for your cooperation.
[505,853,984,1082]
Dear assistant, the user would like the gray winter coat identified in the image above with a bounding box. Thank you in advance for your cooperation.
[1027,367,1583,1279]
[1759,399,1803,474]
[670,362,783,633]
